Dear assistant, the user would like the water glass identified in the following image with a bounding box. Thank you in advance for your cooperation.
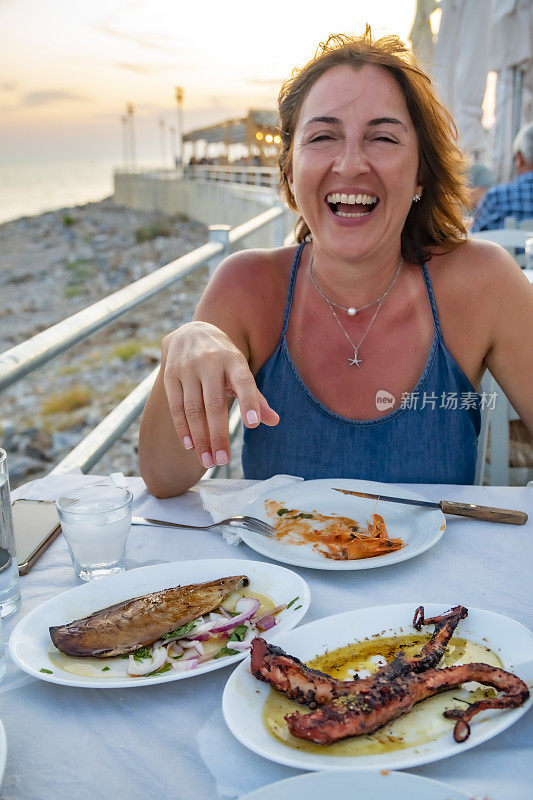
[56,484,133,581]
[0,449,22,617]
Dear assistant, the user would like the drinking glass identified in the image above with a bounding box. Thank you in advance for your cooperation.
[56,484,133,581]
[0,449,22,617]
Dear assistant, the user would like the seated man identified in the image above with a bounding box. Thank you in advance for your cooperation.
[471,122,533,232]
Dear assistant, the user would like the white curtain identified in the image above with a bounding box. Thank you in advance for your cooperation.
[408,0,438,74]
[431,0,491,161]
[488,0,533,181]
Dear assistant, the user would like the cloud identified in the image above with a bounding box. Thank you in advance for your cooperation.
[1,82,17,92]
[115,62,178,75]
[96,23,188,56]
[247,78,285,86]
[22,90,89,106]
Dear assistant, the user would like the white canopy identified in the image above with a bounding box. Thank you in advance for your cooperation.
[413,0,533,180]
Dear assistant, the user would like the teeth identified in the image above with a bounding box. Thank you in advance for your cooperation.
[326,192,377,205]
[336,210,371,218]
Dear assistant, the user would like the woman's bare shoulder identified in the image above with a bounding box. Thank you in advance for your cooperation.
[194,245,299,362]
[428,239,528,300]
[217,245,296,283]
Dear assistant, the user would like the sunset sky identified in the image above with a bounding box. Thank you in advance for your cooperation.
[0,0,421,164]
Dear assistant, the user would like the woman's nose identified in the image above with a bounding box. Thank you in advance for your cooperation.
[332,139,370,176]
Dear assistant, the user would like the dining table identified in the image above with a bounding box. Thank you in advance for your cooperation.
[1,472,532,800]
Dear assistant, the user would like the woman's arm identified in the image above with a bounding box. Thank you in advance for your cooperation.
[138,250,280,498]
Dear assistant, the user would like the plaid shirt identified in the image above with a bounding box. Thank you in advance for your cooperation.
[471,170,533,232]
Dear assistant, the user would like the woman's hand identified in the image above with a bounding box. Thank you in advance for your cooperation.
[161,321,279,468]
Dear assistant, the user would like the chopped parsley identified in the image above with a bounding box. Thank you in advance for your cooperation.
[292,513,313,520]
[286,596,299,608]
[293,605,302,611]
[228,624,248,643]
[40,668,53,674]
[277,508,290,516]
[133,646,152,661]
[213,645,240,659]
[102,666,110,672]
[161,620,196,640]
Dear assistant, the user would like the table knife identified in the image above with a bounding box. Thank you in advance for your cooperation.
[333,488,528,525]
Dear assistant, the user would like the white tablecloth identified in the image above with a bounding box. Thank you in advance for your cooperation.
[1,476,532,800]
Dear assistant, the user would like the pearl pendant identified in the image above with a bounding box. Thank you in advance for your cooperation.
[347,307,356,316]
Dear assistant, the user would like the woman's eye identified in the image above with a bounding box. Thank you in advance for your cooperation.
[373,136,397,144]
[309,134,334,142]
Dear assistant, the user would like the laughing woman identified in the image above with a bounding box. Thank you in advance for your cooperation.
[139,30,533,497]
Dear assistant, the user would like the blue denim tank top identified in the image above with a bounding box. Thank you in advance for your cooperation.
[241,243,480,483]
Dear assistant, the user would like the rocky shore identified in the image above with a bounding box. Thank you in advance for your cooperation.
[0,197,244,488]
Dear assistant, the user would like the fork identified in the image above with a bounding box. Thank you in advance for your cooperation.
[131,515,276,537]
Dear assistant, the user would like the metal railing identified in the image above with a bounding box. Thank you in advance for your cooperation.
[1,203,289,476]
[184,164,278,189]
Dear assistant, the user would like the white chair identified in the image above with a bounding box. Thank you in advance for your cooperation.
[470,228,533,268]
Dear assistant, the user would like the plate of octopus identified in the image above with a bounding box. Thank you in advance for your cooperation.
[240,479,446,570]
[222,602,532,771]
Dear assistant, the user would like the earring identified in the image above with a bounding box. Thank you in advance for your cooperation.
[413,193,421,202]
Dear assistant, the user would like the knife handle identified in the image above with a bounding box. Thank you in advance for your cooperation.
[439,501,528,525]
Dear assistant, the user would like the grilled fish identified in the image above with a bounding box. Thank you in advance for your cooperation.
[50,574,249,658]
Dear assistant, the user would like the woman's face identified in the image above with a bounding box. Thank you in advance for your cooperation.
[288,63,422,264]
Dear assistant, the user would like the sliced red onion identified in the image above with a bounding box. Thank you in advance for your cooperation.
[256,614,276,631]
[127,645,168,676]
[180,645,205,661]
[263,604,287,617]
[166,642,183,658]
[209,612,228,622]
[183,632,210,642]
[172,657,199,672]
[218,607,233,619]
[181,639,205,655]
[227,627,257,651]
[210,598,261,633]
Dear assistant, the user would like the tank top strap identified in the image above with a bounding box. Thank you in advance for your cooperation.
[421,262,444,342]
[281,242,307,336]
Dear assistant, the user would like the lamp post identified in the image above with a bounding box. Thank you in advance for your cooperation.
[169,125,177,167]
[174,86,184,166]
[126,102,136,171]
[121,114,130,171]
[159,117,167,169]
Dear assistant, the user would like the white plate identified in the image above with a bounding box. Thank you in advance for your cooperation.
[239,770,470,800]
[0,719,6,786]
[223,602,533,771]
[241,479,446,570]
[9,559,310,689]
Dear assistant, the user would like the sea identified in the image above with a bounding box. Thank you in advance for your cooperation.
[0,158,125,225]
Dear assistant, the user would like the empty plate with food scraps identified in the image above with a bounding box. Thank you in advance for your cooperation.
[240,479,446,570]
[222,602,533,771]
[9,559,310,688]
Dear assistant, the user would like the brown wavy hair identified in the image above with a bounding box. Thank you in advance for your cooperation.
[277,29,468,264]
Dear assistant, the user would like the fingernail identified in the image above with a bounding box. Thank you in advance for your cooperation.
[183,436,193,450]
[215,450,228,466]
[201,452,214,468]
[246,410,259,425]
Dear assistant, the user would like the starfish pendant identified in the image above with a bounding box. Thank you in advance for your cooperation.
[349,349,362,367]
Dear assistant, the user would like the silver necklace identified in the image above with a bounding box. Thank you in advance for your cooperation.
[309,252,403,367]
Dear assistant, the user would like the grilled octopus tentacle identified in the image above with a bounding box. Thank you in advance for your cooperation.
[410,605,469,672]
[285,663,529,745]
[250,604,468,709]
